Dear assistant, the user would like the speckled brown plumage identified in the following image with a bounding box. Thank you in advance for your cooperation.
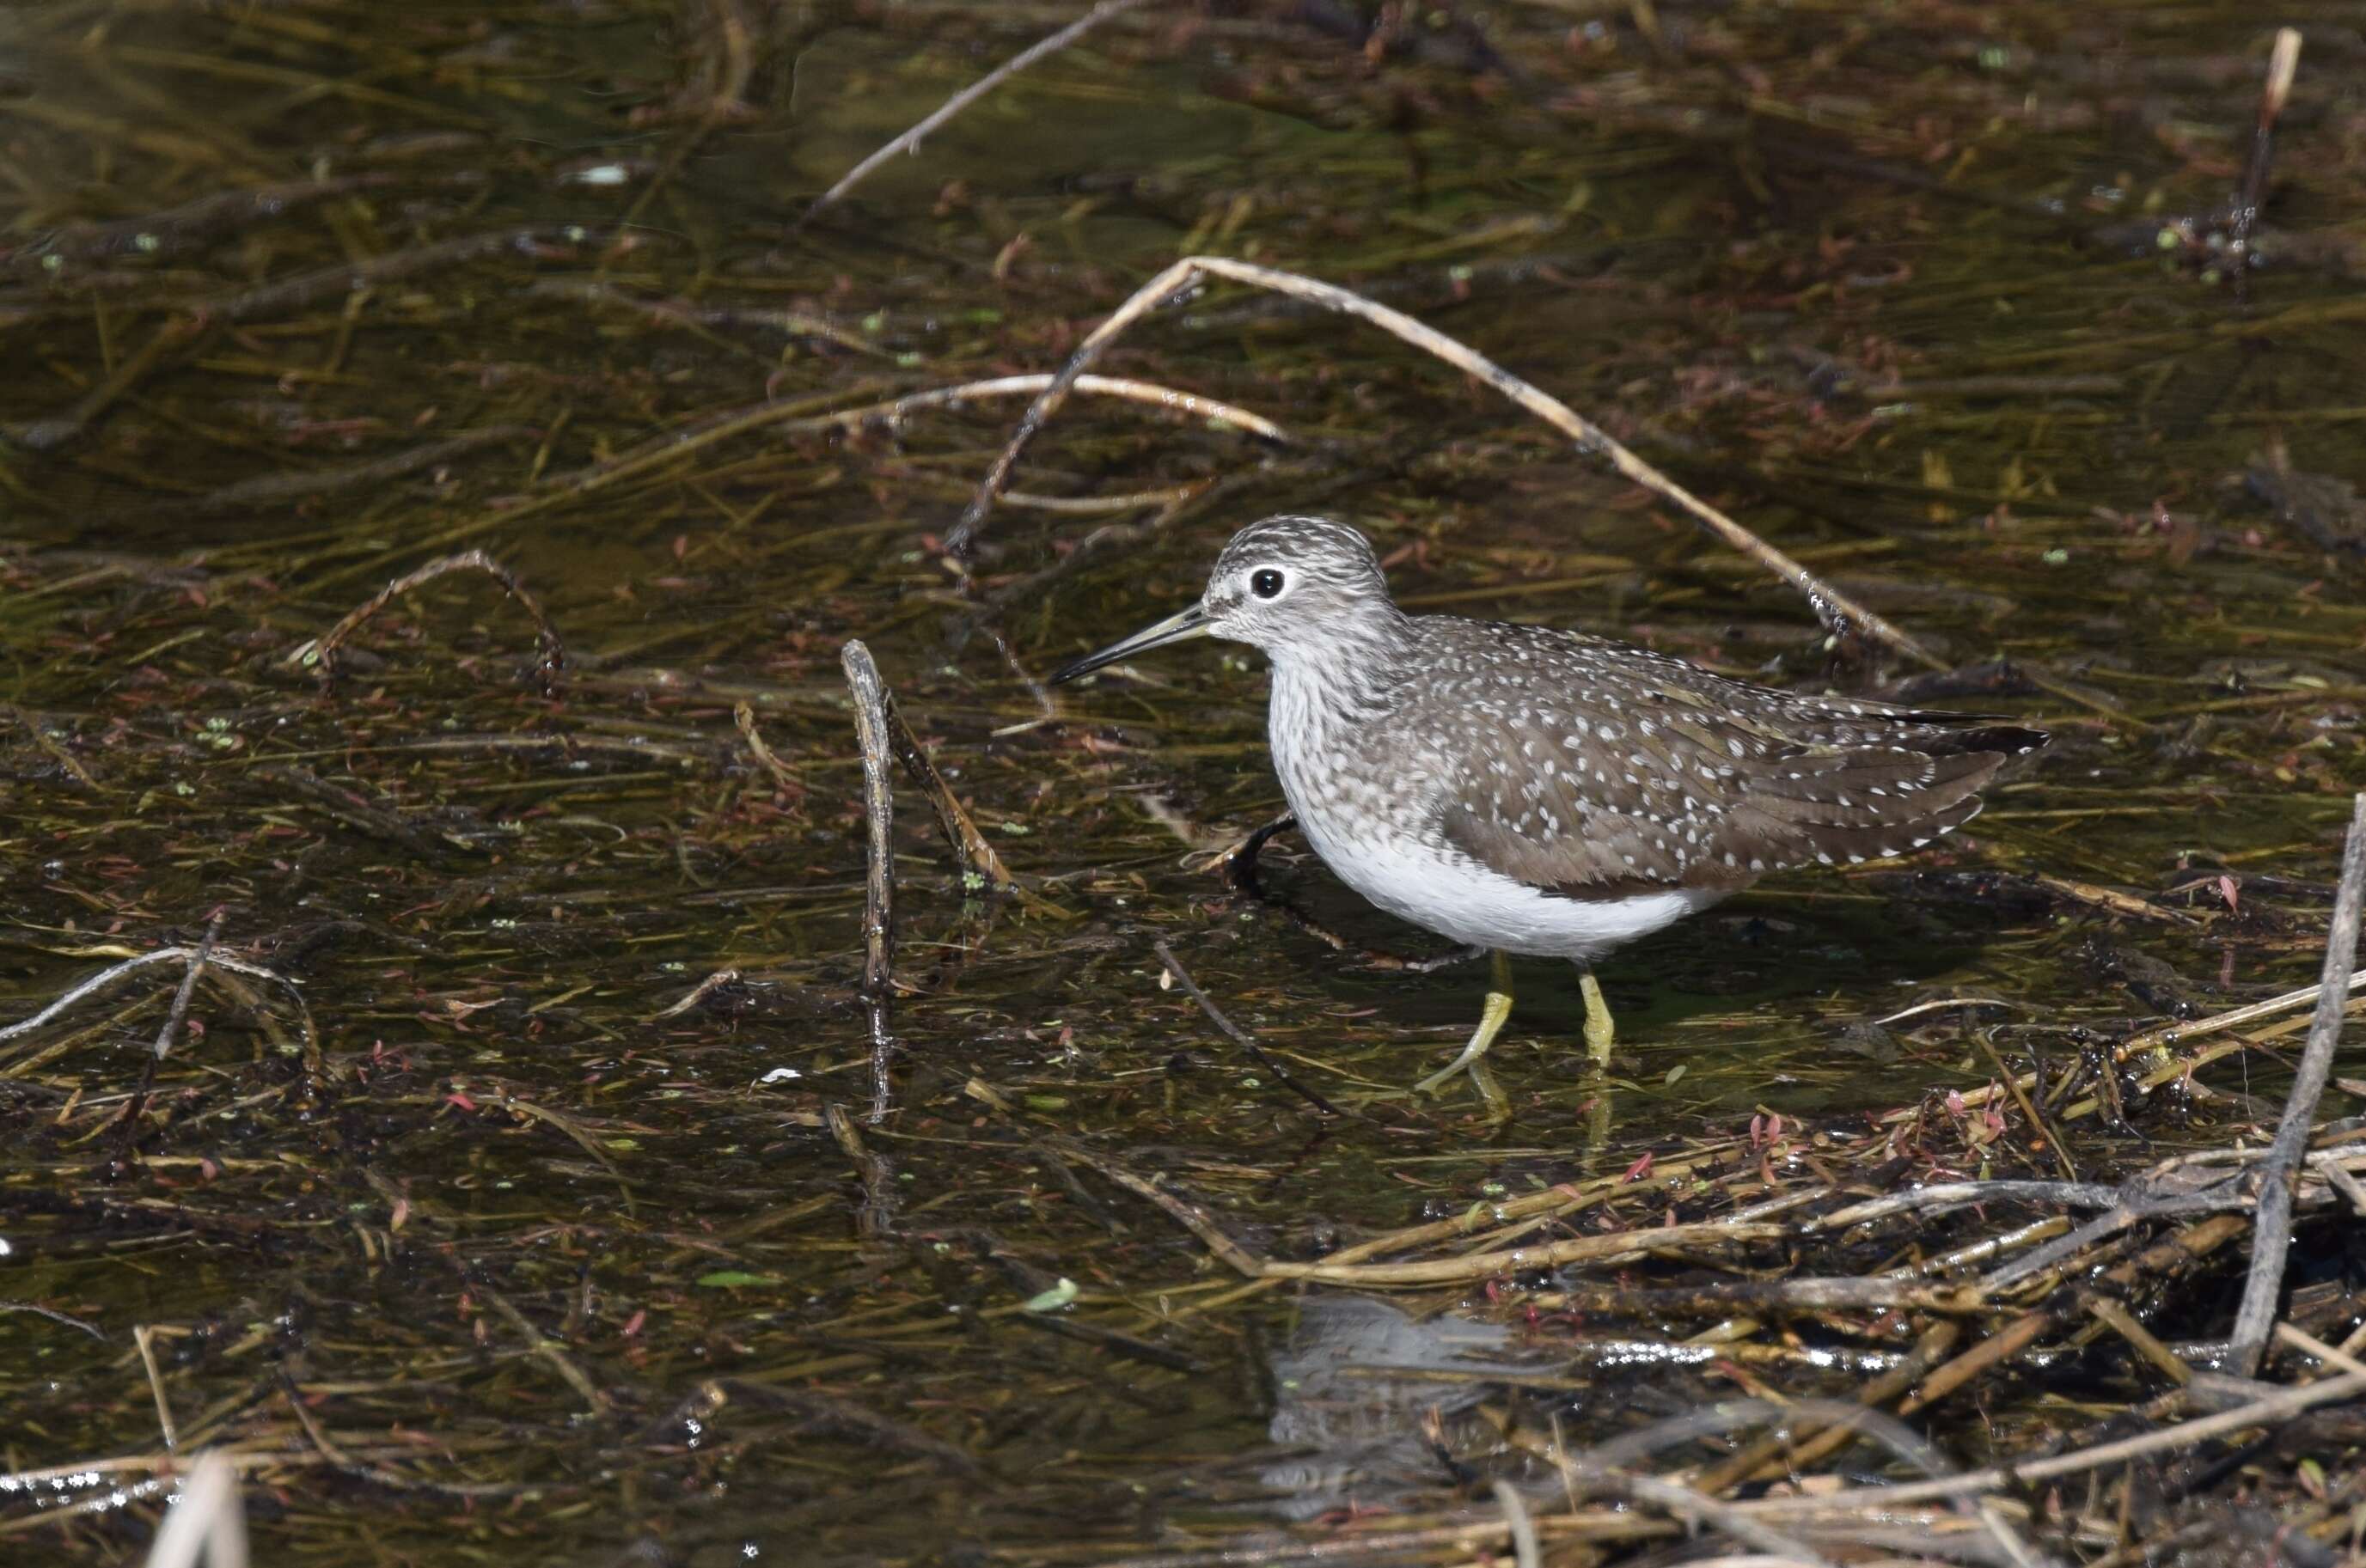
[1064,516,2047,965]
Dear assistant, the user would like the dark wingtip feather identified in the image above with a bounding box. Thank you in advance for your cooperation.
[1919,723,2049,760]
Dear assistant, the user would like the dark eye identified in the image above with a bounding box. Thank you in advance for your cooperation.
[1250,568,1286,599]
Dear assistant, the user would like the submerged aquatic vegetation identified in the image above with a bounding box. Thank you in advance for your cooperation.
[3,2,2364,1563]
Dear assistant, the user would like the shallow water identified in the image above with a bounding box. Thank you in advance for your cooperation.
[3,2,2363,1563]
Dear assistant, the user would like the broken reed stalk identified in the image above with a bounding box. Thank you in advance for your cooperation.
[0,946,319,1077]
[841,640,898,1121]
[558,375,1285,499]
[2228,789,2366,1376]
[1691,1321,1963,1493]
[1873,965,2366,1132]
[110,913,230,1152]
[798,0,1152,228]
[152,914,223,1063]
[879,695,1016,893]
[141,1450,246,1568]
[782,656,1022,895]
[946,254,1942,668]
[733,702,802,794]
[827,1103,899,1240]
[1150,938,1344,1119]
[2231,27,2303,289]
[1745,1364,2366,1516]
[295,549,564,692]
[339,375,1287,579]
[1046,1136,1267,1279]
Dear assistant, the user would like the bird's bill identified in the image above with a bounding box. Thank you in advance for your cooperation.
[1048,605,1211,684]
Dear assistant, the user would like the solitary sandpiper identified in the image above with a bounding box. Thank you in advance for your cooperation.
[1051,516,2047,1097]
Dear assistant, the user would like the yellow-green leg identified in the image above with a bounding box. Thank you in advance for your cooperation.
[1577,966,1615,1065]
[1415,949,1514,1096]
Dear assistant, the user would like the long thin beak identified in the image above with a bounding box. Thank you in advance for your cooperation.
[1048,605,1211,684]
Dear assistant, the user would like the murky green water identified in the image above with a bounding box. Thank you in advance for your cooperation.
[4,2,2363,1563]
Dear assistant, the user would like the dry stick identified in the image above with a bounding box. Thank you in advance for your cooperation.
[110,914,229,1152]
[0,1302,105,1339]
[945,254,1941,668]
[1693,1321,1963,1495]
[2230,27,2303,296]
[474,1281,611,1415]
[879,694,1016,893]
[1047,1137,1268,1278]
[1523,1275,1973,1318]
[152,915,223,1064]
[733,703,801,793]
[1151,939,1346,1120]
[1812,1180,2121,1229]
[1569,1396,1990,1561]
[141,1450,245,1568]
[320,374,1285,588]
[841,641,899,1123]
[1901,1213,2249,1422]
[295,549,565,692]
[797,0,1153,228]
[1874,968,2366,1132]
[2228,790,2366,1376]
[132,1324,179,1451]
[1745,1365,2366,1517]
[1261,1218,1794,1287]
[551,375,1286,501]
[2085,1296,2193,1386]
[827,1103,899,1241]
[1490,1480,1541,1568]
[0,948,311,1052]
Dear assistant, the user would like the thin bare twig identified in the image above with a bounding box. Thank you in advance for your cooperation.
[2229,27,2303,296]
[1151,939,1345,1119]
[828,1103,899,1241]
[880,695,1016,894]
[133,1325,179,1451]
[544,373,1285,503]
[946,254,1941,667]
[651,967,743,1022]
[0,1302,105,1338]
[841,641,899,1122]
[1048,1137,1268,1278]
[2228,790,2366,1375]
[1490,1481,1540,1568]
[152,915,223,1064]
[734,702,802,793]
[0,947,314,1061]
[141,1450,246,1568]
[293,549,565,693]
[1743,1366,2366,1516]
[798,0,1153,227]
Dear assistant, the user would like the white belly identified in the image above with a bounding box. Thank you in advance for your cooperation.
[1294,808,1721,961]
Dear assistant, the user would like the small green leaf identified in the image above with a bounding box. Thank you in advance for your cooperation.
[694,1270,776,1289]
[1022,1278,1079,1313]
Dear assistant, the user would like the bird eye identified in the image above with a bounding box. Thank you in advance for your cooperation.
[1250,568,1286,600]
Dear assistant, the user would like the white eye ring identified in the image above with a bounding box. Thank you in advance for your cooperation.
[1249,567,1287,600]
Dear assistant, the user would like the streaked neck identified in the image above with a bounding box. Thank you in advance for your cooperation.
[1266,603,1414,724]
